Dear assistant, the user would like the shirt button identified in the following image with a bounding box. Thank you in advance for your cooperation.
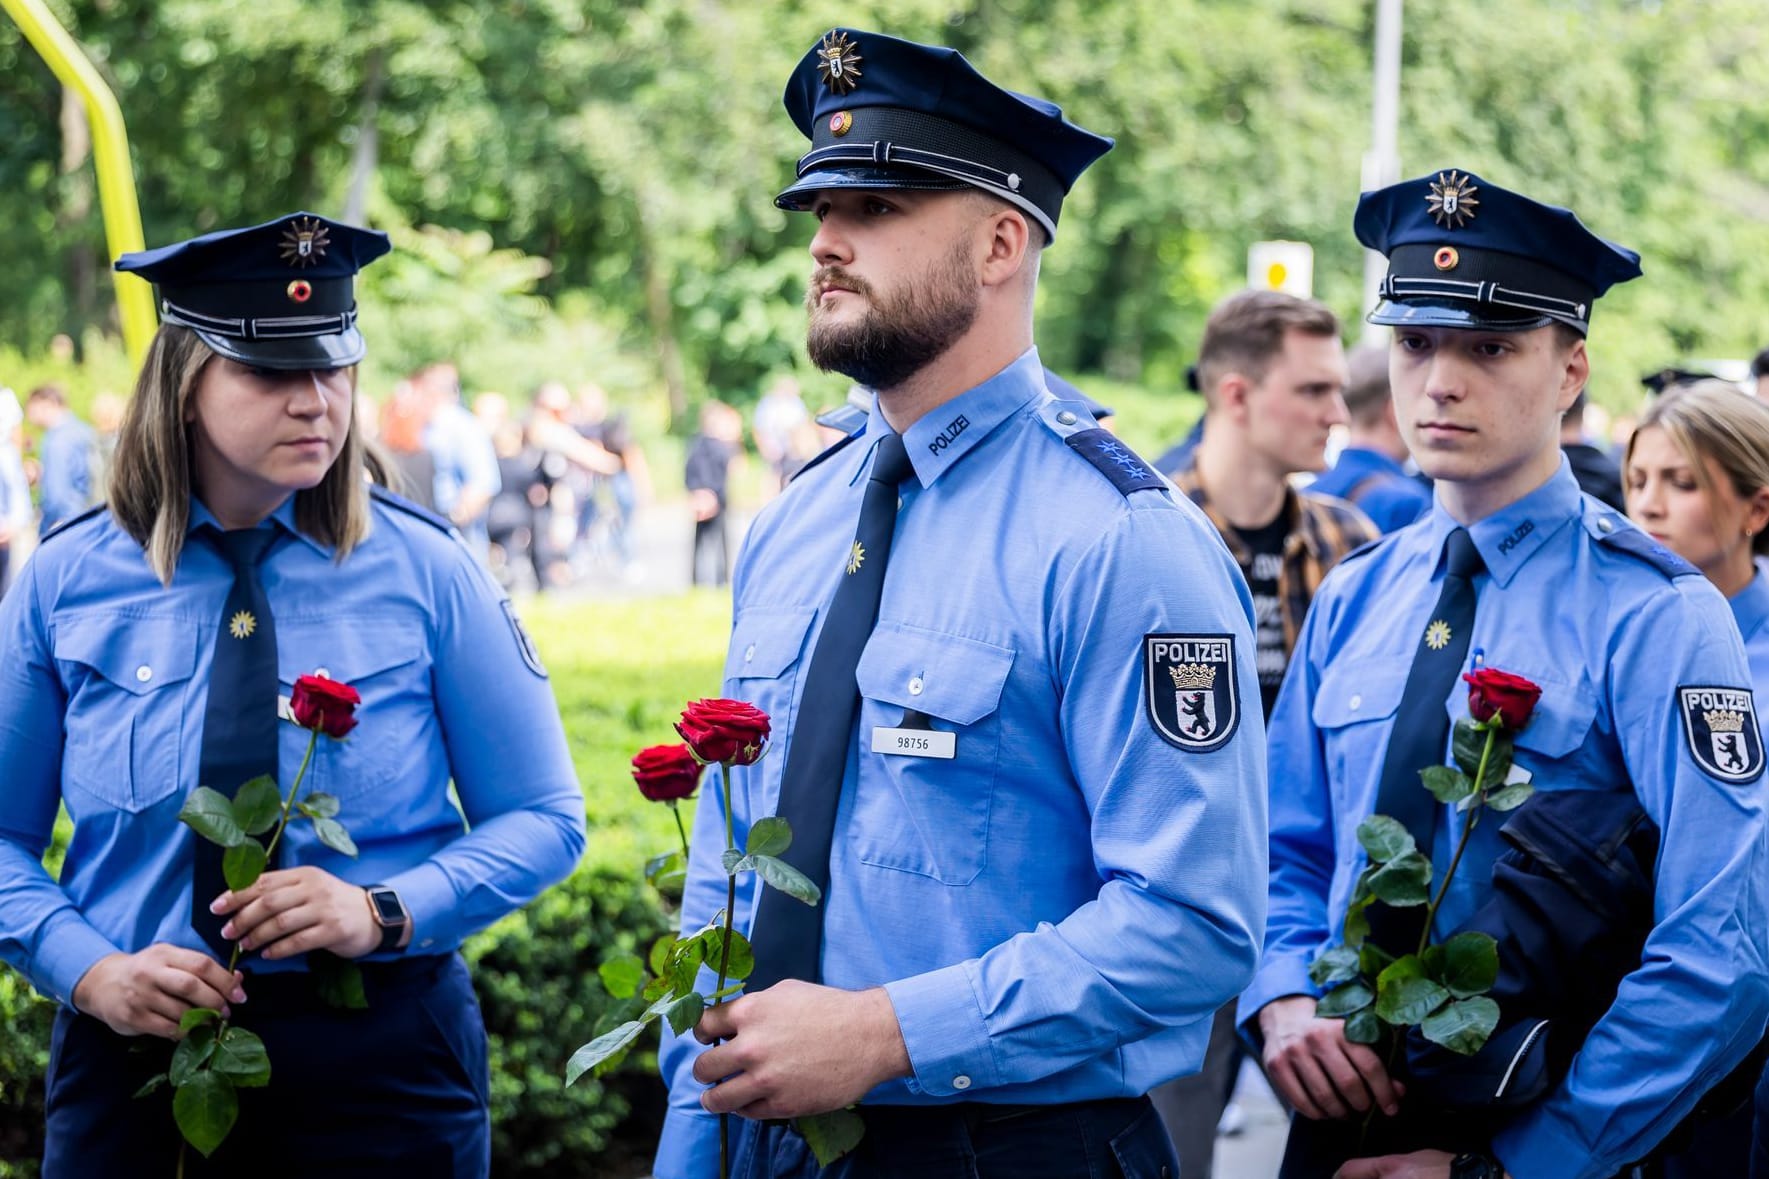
[1348,694,1362,711]
[314,666,330,678]
[952,1075,971,1090]
[1056,411,1077,426]
[1598,517,1615,533]
[420,938,434,948]
[908,676,924,696]
[745,645,756,663]
[135,665,153,683]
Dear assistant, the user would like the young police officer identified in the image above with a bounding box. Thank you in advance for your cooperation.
[657,28,1267,1179]
[1243,171,1769,1179]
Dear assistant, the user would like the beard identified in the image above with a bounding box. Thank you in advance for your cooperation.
[805,242,980,391]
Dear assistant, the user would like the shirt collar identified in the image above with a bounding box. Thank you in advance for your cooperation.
[1733,566,1769,643]
[188,495,330,557]
[1336,446,1407,478]
[1422,456,1581,588]
[862,347,1047,489]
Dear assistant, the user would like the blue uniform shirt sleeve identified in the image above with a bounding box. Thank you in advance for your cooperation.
[382,557,585,950]
[0,556,121,1005]
[1493,577,1769,1178]
[882,504,1268,1094]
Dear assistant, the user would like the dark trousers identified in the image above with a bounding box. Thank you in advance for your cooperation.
[1148,1002,1243,1179]
[1279,1108,1655,1179]
[693,514,728,586]
[731,1096,1179,1179]
[44,954,489,1179]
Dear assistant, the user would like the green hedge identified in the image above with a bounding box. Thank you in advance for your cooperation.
[0,592,730,1175]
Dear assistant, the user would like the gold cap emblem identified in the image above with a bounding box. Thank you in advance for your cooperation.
[829,110,854,136]
[279,217,331,268]
[816,30,864,95]
[1433,246,1459,271]
[1426,171,1480,230]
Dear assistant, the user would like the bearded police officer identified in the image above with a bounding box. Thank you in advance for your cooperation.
[656,28,1268,1179]
[1244,170,1769,1179]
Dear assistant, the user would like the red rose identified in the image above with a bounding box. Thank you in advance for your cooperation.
[290,674,361,738]
[632,743,703,803]
[1463,668,1542,731]
[675,698,771,766]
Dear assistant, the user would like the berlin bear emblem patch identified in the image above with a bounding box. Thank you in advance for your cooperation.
[1678,685,1764,784]
[1145,634,1240,752]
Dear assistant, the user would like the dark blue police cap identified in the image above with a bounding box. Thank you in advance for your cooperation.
[115,213,391,370]
[1355,169,1641,334]
[776,29,1113,242]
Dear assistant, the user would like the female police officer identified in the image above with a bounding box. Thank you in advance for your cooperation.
[0,214,586,1176]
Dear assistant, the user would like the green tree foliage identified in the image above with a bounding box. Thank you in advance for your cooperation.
[4,2,1768,401]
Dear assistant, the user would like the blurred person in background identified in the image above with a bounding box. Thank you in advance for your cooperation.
[26,383,96,537]
[1561,389,1626,511]
[90,392,127,495]
[414,361,500,559]
[572,382,650,577]
[376,378,437,510]
[485,418,548,593]
[753,374,811,494]
[0,387,26,597]
[684,400,743,587]
[1753,348,1769,402]
[1310,344,1432,532]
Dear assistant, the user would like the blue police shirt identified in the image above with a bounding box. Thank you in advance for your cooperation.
[0,492,586,1008]
[1308,446,1431,534]
[655,349,1269,1179]
[37,418,95,536]
[1244,459,1769,1179]
[1732,567,1769,748]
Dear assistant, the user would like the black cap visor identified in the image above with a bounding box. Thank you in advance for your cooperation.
[193,326,367,371]
[777,164,1057,242]
[1366,298,1563,334]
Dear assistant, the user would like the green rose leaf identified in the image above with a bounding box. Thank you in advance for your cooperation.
[1315,981,1374,1018]
[1343,896,1372,945]
[566,1020,647,1086]
[721,848,745,875]
[644,850,687,899]
[1344,1006,1383,1045]
[169,1024,218,1088]
[1375,973,1451,1027]
[665,934,707,998]
[663,991,707,1036]
[1484,782,1535,813]
[1420,765,1473,805]
[297,792,341,820]
[1359,941,1396,978]
[179,1007,221,1033]
[1421,944,1446,980]
[312,817,359,858]
[179,787,246,849]
[212,1027,271,1088]
[221,838,268,893]
[1451,720,1488,778]
[642,972,672,1002]
[231,775,282,836]
[1420,995,1501,1056]
[1356,815,1415,864]
[746,816,794,858]
[133,1074,169,1099]
[796,1108,866,1166]
[1377,953,1425,984]
[173,1070,239,1158]
[599,954,646,1000]
[1308,945,1361,987]
[700,925,756,982]
[1441,931,1500,998]
[1368,851,1432,907]
[650,933,678,976]
[747,854,822,906]
[310,950,368,1010]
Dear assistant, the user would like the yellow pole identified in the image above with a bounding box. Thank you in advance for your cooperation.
[3,0,156,365]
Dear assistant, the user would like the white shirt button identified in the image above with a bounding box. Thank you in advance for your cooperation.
[908,676,924,696]
[1597,517,1614,533]
[952,1074,972,1090]
[745,645,756,663]
[135,665,153,683]
[314,666,330,678]
[1056,411,1077,426]
[1349,694,1362,711]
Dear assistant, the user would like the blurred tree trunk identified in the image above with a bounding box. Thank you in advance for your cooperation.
[635,194,689,430]
[58,85,97,350]
[344,46,384,225]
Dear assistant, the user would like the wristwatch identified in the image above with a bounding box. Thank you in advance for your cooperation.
[1451,1151,1504,1179]
[364,885,410,953]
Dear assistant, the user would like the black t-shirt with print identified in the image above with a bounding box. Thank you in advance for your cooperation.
[1229,513,1289,721]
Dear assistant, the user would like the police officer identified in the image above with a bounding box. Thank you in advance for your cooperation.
[1244,170,1769,1179]
[657,29,1267,1179]
[0,214,587,1176]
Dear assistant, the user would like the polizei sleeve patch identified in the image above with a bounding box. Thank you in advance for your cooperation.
[1679,685,1764,783]
[1145,634,1241,751]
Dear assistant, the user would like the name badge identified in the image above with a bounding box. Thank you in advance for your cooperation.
[871,727,956,759]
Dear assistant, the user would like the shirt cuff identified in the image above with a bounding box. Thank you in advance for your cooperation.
[884,962,998,1097]
[1492,1107,1602,1179]
[1236,953,1320,1034]
[382,860,459,954]
[38,913,121,1009]
[653,1106,720,1179]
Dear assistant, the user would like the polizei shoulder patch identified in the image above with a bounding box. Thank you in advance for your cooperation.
[1145,633,1240,752]
[1678,685,1764,784]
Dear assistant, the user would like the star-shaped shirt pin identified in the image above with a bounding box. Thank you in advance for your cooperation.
[230,610,257,639]
[846,540,866,575]
[1424,619,1452,651]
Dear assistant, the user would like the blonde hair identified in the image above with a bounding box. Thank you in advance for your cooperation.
[108,325,384,583]
[1628,380,1769,556]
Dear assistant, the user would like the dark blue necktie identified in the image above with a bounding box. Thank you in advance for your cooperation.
[1367,526,1484,952]
[192,527,280,957]
[747,433,914,991]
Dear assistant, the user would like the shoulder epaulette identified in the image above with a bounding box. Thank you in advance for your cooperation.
[1064,428,1165,497]
[790,428,864,483]
[1588,512,1698,579]
[39,502,109,544]
[370,483,456,535]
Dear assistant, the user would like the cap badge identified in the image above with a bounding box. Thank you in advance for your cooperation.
[1433,246,1459,271]
[279,217,331,268]
[816,30,863,95]
[287,279,313,303]
[1426,171,1480,229]
[829,110,854,136]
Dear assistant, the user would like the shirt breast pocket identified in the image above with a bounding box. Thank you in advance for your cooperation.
[279,620,425,803]
[852,621,1015,886]
[1497,668,1597,779]
[724,607,817,815]
[1312,660,1410,813]
[55,617,199,815]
